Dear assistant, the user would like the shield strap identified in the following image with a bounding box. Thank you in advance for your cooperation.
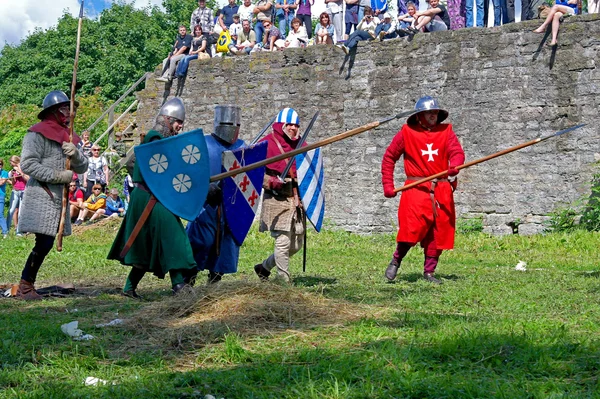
[119,192,158,258]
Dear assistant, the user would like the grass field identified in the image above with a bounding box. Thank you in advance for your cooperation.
[1,219,600,398]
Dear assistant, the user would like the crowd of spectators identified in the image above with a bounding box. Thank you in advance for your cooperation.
[153,0,595,81]
[1,131,130,237]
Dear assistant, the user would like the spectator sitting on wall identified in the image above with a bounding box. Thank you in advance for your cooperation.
[236,19,257,54]
[68,180,84,222]
[285,17,309,47]
[337,7,379,54]
[176,25,210,79]
[412,0,450,33]
[261,19,285,51]
[397,1,417,34]
[376,12,397,40]
[314,12,335,44]
[157,25,193,83]
[229,14,243,43]
[74,184,107,225]
[533,0,578,46]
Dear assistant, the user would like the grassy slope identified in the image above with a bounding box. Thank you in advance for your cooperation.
[1,220,599,398]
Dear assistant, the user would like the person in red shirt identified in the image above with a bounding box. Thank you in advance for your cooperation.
[381,96,465,284]
[68,180,84,221]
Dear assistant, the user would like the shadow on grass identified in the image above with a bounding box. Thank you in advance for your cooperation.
[293,276,337,287]
[7,326,599,398]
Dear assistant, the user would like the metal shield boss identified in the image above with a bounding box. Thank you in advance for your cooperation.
[135,129,210,221]
[221,141,268,246]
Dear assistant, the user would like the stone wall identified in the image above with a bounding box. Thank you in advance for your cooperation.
[136,15,600,235]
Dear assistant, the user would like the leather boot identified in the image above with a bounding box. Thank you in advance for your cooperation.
[423,273,442,285]
[254,263,270,281]
[16,279,42,300]
[207,271,223,284]
[385,259,399,281]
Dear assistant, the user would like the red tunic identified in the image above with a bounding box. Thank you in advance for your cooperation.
[381,123,465,249]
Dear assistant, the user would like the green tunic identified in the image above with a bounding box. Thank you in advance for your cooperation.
[107,131,196,279]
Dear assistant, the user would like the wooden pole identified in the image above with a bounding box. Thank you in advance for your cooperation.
[393,124,586,193]
[210,110,413,182]
[57,1,84,251]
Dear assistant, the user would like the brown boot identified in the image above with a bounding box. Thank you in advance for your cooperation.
[16,279,42,300]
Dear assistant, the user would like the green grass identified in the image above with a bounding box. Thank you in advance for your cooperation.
[1,220,600,398]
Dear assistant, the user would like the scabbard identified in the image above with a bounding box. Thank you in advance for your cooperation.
[119,195,158,258]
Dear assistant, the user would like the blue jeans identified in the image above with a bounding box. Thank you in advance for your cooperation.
[492,0,502,25]
[465,0,484,27]
[176,54,198,78]
[254,21,266,44]
[7,189,23,232]
[375,23,397,39]
[0,195,8,234]
[277,14,293,39]
[346,30,372,49]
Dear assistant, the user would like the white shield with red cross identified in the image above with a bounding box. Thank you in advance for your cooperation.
[221,141,268,246]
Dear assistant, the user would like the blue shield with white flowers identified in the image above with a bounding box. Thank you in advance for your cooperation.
[135,129,210,221]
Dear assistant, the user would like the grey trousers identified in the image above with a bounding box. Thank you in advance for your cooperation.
[161,54,185,79]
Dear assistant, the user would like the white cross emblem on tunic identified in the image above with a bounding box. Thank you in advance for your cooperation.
[421,143,439,162]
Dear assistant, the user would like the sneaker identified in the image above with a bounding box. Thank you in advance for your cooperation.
[15,233,23,237]
[408,26,420,34]
[385,259,399,281]
[254,263,271,281]
[423,273,442,285]
[74,219,83,226]
[2,234,7,239]
[156,76,169,82]
[336,44,349,55]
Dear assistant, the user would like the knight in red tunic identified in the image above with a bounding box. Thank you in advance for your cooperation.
[381,96,465,284]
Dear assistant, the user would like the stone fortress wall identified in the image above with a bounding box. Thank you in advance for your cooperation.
[136,14,600,235]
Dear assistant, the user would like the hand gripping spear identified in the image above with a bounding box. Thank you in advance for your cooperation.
[56,1,84,252]
[393,124,586,193]
[210,110,414,183]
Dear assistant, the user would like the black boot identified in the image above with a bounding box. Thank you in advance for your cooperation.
[254,263,270,281]
[122,289,142,300]
[423,273,442,285]
[207,271,223,284]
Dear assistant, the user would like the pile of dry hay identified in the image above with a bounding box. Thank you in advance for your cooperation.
[124,280,376,351]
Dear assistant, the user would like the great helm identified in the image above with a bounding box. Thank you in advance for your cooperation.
[37,90,79,120]
[407,96,448,125]
[159,97,186,123]
[275,108,300,125]
[213,104,241,144]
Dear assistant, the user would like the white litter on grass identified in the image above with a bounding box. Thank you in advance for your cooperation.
[61,321,95,341]
[84,377,109,386]
[95,319,124,328]
[515,261,527,271]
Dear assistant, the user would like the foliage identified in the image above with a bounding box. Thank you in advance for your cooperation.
[1,227,600,397]
[0,3,174,109]
[456,216,483,234]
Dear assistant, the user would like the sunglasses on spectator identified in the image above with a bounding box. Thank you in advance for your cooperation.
[92,148,100,151]
[93,188,102,190]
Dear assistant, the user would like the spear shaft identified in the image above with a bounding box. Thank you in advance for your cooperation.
[393,124,586,193]
[210,110,413,182]
[57,1,84,251]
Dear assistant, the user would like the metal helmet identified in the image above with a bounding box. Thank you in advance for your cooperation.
[159,97,186,123]
[213,104,241,144]
[37,90,79,119]
[275,108,300,125]
[407,96,449,125]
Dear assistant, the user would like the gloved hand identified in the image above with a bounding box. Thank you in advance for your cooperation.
[447,166,459,177]
[206,183,222,207]
[268,176,284,192]
[55,170,74,184]
[383,186,397,198]
[62,142,78,157]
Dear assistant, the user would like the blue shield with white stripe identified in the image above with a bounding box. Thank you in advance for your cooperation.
[222,141,268,245]
[296,148,325,232]
[135,129,210,221]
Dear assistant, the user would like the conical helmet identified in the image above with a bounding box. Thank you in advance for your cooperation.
[159,97,186,122]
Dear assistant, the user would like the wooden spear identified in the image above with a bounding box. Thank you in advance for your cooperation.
[57,1,84,251]
[210,110,414,182]
[393,124,586,193]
